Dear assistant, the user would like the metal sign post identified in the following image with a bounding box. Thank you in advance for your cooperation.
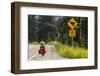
[69,29,76,46]
[72,37,74,47]
[67,18,78,46]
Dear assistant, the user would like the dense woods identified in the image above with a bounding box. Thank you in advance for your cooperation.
[28,15,88,48]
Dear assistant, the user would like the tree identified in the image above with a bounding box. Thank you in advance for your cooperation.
[28,15,88,48]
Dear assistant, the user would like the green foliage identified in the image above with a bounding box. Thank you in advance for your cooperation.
[32,41,39,44]
[58,46,88,58]
[28,15,88,48]
[47,41,62,47]
[48,41,88,58]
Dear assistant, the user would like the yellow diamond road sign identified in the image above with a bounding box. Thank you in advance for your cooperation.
[67,18,78,29]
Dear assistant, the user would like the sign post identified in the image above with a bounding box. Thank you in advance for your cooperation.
[69,29,76,46]
[67,18,78,46]
[72,36,74,47]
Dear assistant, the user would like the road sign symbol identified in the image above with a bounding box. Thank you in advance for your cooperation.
[69,29,76,37]
[67,18,78,29]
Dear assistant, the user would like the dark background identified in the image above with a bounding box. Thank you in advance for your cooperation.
[28,15,88,48]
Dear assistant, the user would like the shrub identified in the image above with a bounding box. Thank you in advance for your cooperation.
[32,42,39,44]
[48,41,88,58]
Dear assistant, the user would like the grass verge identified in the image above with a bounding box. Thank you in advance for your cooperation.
[48,41,88,59]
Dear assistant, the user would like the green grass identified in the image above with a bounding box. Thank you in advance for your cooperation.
[32,41,39,44]
[48,41,88,59]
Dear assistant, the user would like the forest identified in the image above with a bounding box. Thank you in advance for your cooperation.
[28,15,88,59]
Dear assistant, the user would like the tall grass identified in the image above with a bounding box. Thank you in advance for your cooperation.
[48,41,88,59]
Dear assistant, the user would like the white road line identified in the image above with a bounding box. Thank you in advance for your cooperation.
[29,52,38,61]
[28,44,64,60]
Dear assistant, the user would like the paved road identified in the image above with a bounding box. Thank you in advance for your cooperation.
[28,44,65,61]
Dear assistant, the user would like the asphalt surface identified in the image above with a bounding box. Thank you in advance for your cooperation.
[28,44,65,61]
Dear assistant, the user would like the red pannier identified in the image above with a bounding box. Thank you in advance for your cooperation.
[39,47,46,56]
